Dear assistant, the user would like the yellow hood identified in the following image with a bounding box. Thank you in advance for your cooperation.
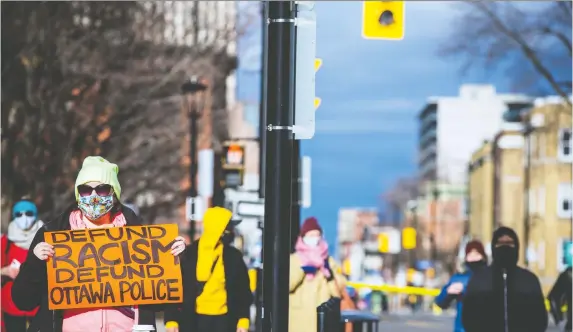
[200,207,232,248]
[197,207,233,281]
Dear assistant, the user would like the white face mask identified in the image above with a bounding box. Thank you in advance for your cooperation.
[303,236,321,247]
[14,216,36,230]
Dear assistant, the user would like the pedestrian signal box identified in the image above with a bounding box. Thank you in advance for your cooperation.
[362,1,405,40]
[378,233,390,253]
[402,227,417,250]
[221,142,245,189]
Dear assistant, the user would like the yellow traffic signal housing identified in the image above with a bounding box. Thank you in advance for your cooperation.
[378,233,389,253]
[315,58,322,110]
[314,98,322,109]
[362,1,405,40]
[402,227,417,250]
[248,269,257,292]
[343,259,351,276]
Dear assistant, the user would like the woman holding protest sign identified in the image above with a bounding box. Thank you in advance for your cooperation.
[164,207,253,332]
[11,156,187,332]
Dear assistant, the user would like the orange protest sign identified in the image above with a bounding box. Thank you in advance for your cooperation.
[44,225,182,310]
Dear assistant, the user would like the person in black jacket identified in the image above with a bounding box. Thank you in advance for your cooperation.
[164,207,252,332]
[461,226,547,332]
[548,266,572,331]
[11,156,186,332]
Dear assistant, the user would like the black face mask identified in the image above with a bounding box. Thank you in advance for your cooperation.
[465,260,486,271]
[221,231,234,245]
[493,245,518,269]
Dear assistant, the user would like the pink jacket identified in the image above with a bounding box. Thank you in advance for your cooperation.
[62,308,137,332]
[63,211,135,332]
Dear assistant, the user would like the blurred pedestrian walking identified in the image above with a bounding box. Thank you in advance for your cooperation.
[462,227,547,332]
[164,207,252,332]
[435,240,487,332]
[289,217,344,332]
[548,266,572,331]
[1,200,43,332]
[11,156,186,332]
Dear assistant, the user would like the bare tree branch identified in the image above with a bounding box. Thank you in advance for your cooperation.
[1,1,242,224]
[439,2,572,106]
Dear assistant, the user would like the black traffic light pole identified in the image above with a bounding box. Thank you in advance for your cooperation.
[258,1,269,200]
[291,140,301,252]
[290,3,301,252]
[255,3,269,332]
[263,2,295,332]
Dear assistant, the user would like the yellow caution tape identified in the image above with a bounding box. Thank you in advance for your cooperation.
[346,282,566,312]
[347,282,440,296]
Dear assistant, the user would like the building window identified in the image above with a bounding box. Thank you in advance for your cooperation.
[528,188,536,215]
[537,186,545,216]
[538,133,545,159]
[557,183,572,219]
[530,134,537,160]
[558,129,572,162]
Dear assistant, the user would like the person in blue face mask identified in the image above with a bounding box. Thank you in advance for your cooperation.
[435,240,487,332]
[1,200,44,332]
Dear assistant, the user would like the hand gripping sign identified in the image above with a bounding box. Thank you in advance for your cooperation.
[45,225,183,310]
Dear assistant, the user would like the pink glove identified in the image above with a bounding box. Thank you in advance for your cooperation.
[298,252,324,268]
[319,244,329,260]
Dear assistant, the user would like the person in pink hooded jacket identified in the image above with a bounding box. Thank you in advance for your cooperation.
[288,217,343,332]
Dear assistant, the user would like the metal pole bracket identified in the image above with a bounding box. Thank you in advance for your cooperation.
[267,18,297,25]
[267,125,305,134]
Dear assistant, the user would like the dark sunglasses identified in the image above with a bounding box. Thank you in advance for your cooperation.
[15,211,34,217]
[77,184,113,197]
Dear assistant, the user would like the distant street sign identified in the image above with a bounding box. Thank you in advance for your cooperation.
[236,200,265,218]
[186,196,205,221]
[294,2,317,140]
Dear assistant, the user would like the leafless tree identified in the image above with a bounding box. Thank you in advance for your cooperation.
[440,1,572,106]
[1,1,240,226]
[381,176,420,224]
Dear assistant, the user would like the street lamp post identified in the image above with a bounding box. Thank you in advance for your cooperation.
[407,200,418,268]
[181,76,207,242]
[431,184,440,264]
[523,121,534,267]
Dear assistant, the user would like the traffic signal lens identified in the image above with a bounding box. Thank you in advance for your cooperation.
[379,10,394,26]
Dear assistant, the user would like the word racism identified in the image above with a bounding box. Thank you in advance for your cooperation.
[45,225,183,310]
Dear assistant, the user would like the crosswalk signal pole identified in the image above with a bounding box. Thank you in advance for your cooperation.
[263,2,296,332]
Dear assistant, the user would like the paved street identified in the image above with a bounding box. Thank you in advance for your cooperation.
[379,311,454,331]
[378,311,563,331]
[156,310,563,332]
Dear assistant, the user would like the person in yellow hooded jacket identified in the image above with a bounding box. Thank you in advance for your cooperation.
[289,217,344,332]
[164,207,252,332]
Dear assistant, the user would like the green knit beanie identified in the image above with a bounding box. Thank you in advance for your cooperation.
[74,156,121,201]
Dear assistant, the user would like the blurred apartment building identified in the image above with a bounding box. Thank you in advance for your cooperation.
[414,84,532,261]
[418,84,532,183]
[468,97,572,291]
[468,123,525,262]
[337,208,381,280]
